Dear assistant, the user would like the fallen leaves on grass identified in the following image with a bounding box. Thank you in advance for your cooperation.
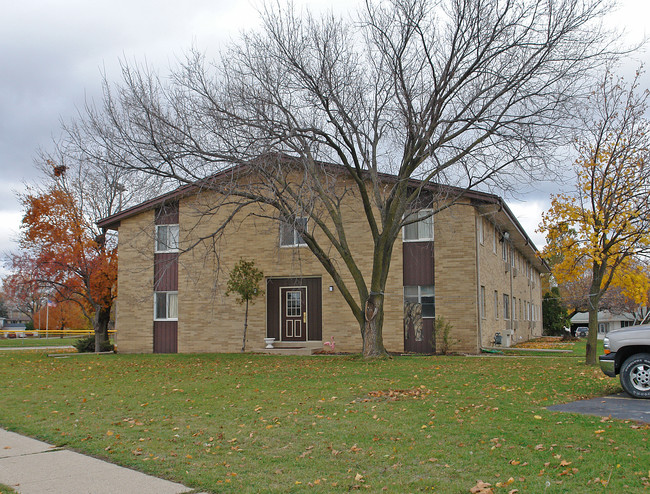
[513,337,573,350]
[359,387,430,402]
[495,477,515,488]
[470,480,493,493]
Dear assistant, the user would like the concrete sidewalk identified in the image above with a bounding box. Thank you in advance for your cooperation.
[0,428,198,494]
[0,346,75,352]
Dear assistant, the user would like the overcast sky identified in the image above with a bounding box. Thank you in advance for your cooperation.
[1,0,648,275]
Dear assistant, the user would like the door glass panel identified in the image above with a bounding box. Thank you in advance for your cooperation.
[286,291,302,317]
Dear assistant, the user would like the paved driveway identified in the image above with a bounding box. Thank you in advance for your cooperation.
[547,393,650,423]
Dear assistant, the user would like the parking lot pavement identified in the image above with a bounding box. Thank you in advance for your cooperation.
[547,393,650,423]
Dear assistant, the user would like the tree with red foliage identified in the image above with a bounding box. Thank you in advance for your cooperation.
[11,166,117,351]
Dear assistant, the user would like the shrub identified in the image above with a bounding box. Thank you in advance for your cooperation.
[74,335,114,353]
[435,316,454,354]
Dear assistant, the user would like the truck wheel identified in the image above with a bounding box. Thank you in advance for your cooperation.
[620,353,650,399]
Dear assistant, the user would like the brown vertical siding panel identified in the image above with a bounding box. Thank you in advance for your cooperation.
[154,253,179,291]
[404,318,435,354]
[266,279,280,340]
[155,202,179,225]
[154,204,178,352]
[403,241,435,353]
[153,321,178,353]
[402,242,435,285]
[306,278,322,341]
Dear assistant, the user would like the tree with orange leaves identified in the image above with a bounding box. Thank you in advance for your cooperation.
[540,70,650,365]
[33,299,88,332]
[10,164,117,351]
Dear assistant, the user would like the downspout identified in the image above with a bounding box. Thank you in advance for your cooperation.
[509,241,514,342]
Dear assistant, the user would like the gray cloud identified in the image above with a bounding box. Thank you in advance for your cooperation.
[0,0,647,270]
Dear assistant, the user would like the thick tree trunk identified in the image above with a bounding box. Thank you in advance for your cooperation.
[362,292,389,358]
[93,306,111,353]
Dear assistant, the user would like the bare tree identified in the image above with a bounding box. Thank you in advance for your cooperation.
[74,0,618,357]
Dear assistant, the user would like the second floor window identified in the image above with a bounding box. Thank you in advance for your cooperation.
[403,210,434,242]
[280,217,308,247]
[155,224,179,252]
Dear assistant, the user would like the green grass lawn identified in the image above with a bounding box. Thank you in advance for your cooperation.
[0,351,647,493]
[0,337,78,348]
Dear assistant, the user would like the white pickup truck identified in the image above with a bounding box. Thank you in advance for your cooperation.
[599,325,650,399]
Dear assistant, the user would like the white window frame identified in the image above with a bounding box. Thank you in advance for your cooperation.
[480,285,486,319]
[478,217,484,245]
[503,294,510,320]
[402,210,434,242]
[279,217,308,247]
[155,224,179,253]
[494,291,499,319]
[154,291,178,321]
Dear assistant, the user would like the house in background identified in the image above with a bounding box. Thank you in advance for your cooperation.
[571,310,644,339]
[98,167,548,355]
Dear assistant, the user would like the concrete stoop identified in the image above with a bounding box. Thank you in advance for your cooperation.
[253,340,323,356]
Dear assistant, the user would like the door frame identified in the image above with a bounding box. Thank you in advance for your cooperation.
[266,277,322,342]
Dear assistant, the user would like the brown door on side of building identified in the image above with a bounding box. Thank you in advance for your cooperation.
[280,286,307,341]
[403,241,435,353]
[267,278,322,342]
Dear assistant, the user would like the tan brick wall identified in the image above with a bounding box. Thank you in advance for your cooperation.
[113,182,543,355]
[114,210,155,353]
[477,217,544,347]
[434,203,480,353]
[171,187,404,354]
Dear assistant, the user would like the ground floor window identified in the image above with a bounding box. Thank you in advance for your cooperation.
[155,291,178,320]
[480,286,486,319]
[404,285,435,318]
